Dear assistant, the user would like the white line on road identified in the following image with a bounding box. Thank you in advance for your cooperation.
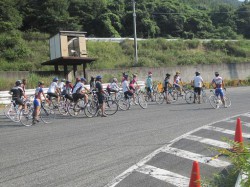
[161,147,231,167]
[184,135,230,149]
[136,164,189,187]
[203,126,250,138]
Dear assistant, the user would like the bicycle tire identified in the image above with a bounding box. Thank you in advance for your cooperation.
[58,100,69,116]
[224,96,231,107]
[185,91,195,104]
[155,93,164,104]
[67,102,81,117]
[138,94,147,109]
[117,97,130,111]
[19,109,34,127]
[202,91,208,103]
[105,99,118,115]
[84,100,98,118]
[209,95,220,109]
[3,103,11,118]
[8,106,20,123]
[40,106,56,123]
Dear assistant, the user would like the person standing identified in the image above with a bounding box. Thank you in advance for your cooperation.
[173,71,183,96]
[9,80,26,111]
[146,71,153,100]
[95,75,107,117]
[211,72,226,107]
[192,72,204,104]
[163,73,172,104]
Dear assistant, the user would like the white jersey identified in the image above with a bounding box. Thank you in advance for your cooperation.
[110,82,120,91]
[122,80,129,92]
[212,76,223,88]
[58,82,65,90]
[193,75,203,88]
[47,82,59,93]
[72,82,84,94]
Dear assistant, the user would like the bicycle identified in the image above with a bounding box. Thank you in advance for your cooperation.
[19,100,56,126]
[185,87,208,104]
[208,89,231,109]
[4,100,22,122]
[84,92,119,117]
[154,87,178,104]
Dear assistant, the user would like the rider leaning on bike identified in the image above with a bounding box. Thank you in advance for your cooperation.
[173,71,184,96]
[191,72,204,104]
[211,72,227,107]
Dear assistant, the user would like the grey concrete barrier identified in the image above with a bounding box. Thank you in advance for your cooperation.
[0,82,145,104]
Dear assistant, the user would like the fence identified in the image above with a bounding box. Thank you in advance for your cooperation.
[0,81,145,104]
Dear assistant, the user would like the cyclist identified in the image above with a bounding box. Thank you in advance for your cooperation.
[192,72,204,104]
[129,74,139,92]
[33,81,48,124]
[95,75,107,117]
[163,73,172,104]
[211,72,226,107]
[9,80,27,112]
[47,77,61,104]
[58,78,66,92]
[146,71,153,101]
[173,71,183,96]
[61,80,73,101]
[89,76,96,91]
[72,77,88,105]
[122,75,136,103]
[107,78,120,99]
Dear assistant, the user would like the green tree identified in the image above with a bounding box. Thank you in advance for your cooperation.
[0,0,22,32]
[236,2,250,38]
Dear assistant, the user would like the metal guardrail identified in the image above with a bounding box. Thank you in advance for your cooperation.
[0,81,145,104]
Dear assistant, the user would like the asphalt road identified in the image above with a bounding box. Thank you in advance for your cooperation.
[0,87,249,187]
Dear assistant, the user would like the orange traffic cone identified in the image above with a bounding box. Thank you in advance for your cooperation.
[234,118,243,144]
[189,161,201,187]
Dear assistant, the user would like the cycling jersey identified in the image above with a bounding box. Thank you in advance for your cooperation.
[62,84,73,95]
[110,82,119,92]
[146,77,153,88]
[47,82,59,93]
[174,75,181,85]
[212,76,223,89]
[35,87,44,100]
[193,75,203,88]
[10,86,24,100]
[122,80,129,92]
[72,82,84,94]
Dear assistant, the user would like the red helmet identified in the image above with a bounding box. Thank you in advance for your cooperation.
[148,71,152,75]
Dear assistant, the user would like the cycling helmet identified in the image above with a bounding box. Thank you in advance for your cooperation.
[66,80,71,84]
[176,71,180,74]
[148,71,152,75]
[38,81,44,85]
[195,71,200,76]
[113,78,118,82]
[133,74,137,77]
[166,73,170,77]
[53,77,59,82]
[15,80,22,86]
[96,75,102,80]
[215,72,219,76]
[80,77,86,82]
[61,79,66,82]
[124,75,128,79]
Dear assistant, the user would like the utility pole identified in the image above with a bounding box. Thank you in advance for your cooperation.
[132,0,138,66]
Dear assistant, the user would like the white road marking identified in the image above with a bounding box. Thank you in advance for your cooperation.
[136,164,189,187]
[203,126,250,138]
[161,147,230,167]
[105,112,250,187]
[185,135,230,149]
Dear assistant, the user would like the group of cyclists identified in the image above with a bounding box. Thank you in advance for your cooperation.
[8,70,228,124]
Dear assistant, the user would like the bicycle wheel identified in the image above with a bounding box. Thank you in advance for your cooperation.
[224,96,231,107]
[155,93,164,104]
[67,102,81,117]
[40,106,56,123]
[185,91,195,104]
[138,94,147,109]
[84,99,98,118]
[8,107,20,122]
[58,100,69,116]
[202,91,208,103]
[209,95,220,109]
[169,90,178,103]
[4,103,12,118]
[105,99,118,115]
[19,109,34,127]
[117,97,130,111]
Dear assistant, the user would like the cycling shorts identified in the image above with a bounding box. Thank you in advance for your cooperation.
[146,87,153,93]
[72,93,85,102]
[215,88,224,97]
[97,94,104,104]
[194,87,202,95]
[124,91,133,99]
[14,98,24,106]
[173,84,180,88]
[47,92,58,98]
[33,99,41,107]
